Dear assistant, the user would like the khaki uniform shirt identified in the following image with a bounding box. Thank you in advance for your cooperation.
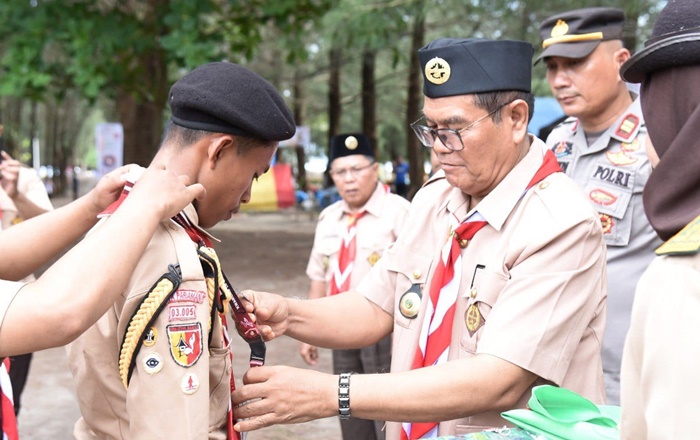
[358,138,607,438]
[546,97,661,403]
[306,182,410,291]
[67,204,230,440]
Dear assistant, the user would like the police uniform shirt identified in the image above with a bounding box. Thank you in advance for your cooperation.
[546,96,662,401]
[357,137,607,437]
[0,166,53,231]
[67,201,230,439]
[306,182,410,291]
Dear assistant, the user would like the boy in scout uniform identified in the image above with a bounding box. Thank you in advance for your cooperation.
[619,0,700,437]
[537,7,662,404]
[303,133,409,440]
[0,150,54,417]
[231,38,607,439]
[66,62,295,439]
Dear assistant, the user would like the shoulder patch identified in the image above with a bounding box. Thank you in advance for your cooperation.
[614,114,641,141]
[656,214,700,256]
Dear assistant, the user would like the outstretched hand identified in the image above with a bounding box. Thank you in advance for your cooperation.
[231,365,337,432]
[240,290,291,341]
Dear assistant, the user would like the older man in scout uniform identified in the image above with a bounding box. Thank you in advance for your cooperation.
[302,133,409,440]
[231,38,607,439]
[619,0,700,437]
[538,7,662,404]
[67,62,295,440]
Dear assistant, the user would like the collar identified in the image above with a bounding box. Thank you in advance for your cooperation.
[445,136,550,232]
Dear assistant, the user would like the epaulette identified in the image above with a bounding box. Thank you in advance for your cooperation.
[613,113,641,141]
[655,214,700,256]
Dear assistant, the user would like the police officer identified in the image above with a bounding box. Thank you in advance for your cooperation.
[67,62,295,440]
[0,150,54,416]
[231,38,607,439]
[619,0,700,437]
[303,133,409,440]
[537,7,662,405]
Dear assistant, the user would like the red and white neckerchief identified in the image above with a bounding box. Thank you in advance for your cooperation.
[329,210,367,295]
[0,358,19,440]
[401,150,561,440]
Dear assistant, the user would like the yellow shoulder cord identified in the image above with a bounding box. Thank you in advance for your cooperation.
[118,264,182,389]
[197,246,233,344]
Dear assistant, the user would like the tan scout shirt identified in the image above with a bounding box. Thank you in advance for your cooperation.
[0,165,53,231]
[67,204,230,440]
[306,182,410,291]
[358,138,607,438]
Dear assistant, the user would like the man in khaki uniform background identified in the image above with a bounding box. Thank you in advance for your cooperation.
[537,7,661,405]
[303,133,410,440]
[0,149,53,417]
[67,62,295,439]
[231,37,607,439]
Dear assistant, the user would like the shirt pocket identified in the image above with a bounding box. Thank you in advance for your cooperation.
[384,243,434,330]
[459,267,508,354]
[208,344,232,429]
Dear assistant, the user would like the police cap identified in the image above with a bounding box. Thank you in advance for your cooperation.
[169,62,296,142]
[329,133,374,164]
[536,7,625,63]
[418,38,533,99]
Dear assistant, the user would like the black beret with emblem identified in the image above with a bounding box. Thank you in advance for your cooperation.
[621,0,700,83]
[169,62,296,142]
[536,7,625,63]
[418,38,533,98]
[329,133,374,163]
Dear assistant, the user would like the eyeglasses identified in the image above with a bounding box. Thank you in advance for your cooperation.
[329,161,375,178]
[410,103,508,151]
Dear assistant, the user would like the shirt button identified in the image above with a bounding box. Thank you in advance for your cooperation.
[412,270,421,280]
[539,182,549,190]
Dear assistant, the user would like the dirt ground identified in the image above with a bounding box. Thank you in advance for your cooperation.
[16,209,343,440]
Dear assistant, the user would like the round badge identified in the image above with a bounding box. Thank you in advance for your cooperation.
[345,136,359,150]
[143,327,158,347]
[399,291,421,319]
[424,57,451,85]
[181,373,200,395]
[143,353,164,375]
[599,213,614,235]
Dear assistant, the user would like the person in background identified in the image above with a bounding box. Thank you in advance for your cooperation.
[302,133,410,440]
[392,155,409,199]
[0,150,54,419]
[537,7,661,404]
[618,0,700,438]
[231,37,607,439]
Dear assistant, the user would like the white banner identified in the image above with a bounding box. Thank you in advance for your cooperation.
[96,122,124,176]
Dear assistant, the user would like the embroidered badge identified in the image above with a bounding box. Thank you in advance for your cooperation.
[168,304,197,322]
[167,323,203,367]
[621,138,641,152]
[465,303,485,337]
[143,353,164,375]
[551,19,569,37]
[399,284,422,319]
[614,114,640,140]
[589,188,618,206]
[552,141,572,158]
[169,289,206,304]
[143,327,158,347]
[322,255,330,270]
[424,57,451,85]
[181,373,200,395]
[606,150,638,166]
[367,252,381,267]
[599,214,614,235]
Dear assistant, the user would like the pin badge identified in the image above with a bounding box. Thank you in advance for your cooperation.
[143,327,158,347]
[345,136,358,150]
[425,57,451,85]
[399,284,422,319]
[143,353,164,375]
[181,372,200,395]
[465,303,484,337]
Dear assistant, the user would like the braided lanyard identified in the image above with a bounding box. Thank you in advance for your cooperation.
[171,213,266,367]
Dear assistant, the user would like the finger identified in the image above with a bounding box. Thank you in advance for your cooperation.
[187,182,206,200]
[234,412,278,433]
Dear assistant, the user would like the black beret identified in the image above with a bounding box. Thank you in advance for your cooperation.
[169,62,296,142]
[621,0,700,83]
[418,38,533,98]
[329,133,374,164]
[536,7,625,63]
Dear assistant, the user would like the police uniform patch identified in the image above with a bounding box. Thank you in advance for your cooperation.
[589,188,618,206]
[599,213,614,235]
[367,251,380,266]
[424,57,451,85]
[621,138,641,153]
[181,372,200,395]
[143,353,164,375]
[606,150,638,166]
[168,304,197,322]
[169,289,206,304]
[143,327,158,347]
[552,140,572,158]
[167,323,203,367]
[614,114,640,140]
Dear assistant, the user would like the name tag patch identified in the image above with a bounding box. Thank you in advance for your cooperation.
[169,289,206,304]
[168,304,197,322]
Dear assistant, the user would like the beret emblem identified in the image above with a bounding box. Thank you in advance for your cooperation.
[345,136,359,150]
[424,57,451,85]
[551,19,569,37]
